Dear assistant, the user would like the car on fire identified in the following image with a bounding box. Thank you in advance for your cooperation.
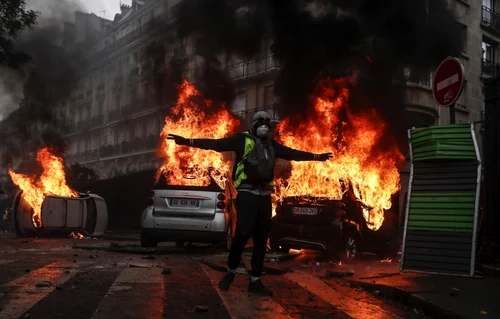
[269,189,399,261]
[12,190,108,238]
[140,172,233,250]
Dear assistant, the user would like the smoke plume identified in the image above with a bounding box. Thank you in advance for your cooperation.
[175,0,464,147]
[0,0,85,165]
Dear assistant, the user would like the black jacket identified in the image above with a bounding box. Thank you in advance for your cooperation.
[190,132,318,182]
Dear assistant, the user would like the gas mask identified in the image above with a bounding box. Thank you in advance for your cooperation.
[256,125,269,138]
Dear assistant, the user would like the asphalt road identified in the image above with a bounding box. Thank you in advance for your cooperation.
[0,235,430,319]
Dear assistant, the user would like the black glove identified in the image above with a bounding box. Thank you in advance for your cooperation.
[316,152,333,161]
[167,134,189,146]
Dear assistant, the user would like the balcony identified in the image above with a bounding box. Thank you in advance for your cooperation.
[482,6,500,34]
[98,135,159,159]
[234,104,280,127]
[482,58,499,77]
[226,54,280,81]
[75,120,90,132]
[108,109,119,122]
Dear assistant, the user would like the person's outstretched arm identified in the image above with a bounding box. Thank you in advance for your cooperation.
[168,133,245,154]
[273,140,333,162]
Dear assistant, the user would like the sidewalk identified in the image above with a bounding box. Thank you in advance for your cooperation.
[337,259,499,319]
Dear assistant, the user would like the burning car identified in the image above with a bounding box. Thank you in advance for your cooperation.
[140,172,233,249]
[8,148,108,238]
[12,190,108,238]
[269,188,399,261]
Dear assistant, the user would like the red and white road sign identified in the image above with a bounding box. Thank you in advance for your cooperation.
[432,57,465,107]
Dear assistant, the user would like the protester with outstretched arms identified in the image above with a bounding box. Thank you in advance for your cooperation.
[168,111,332,296]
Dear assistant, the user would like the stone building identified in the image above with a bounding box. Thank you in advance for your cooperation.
[0,0,491,185]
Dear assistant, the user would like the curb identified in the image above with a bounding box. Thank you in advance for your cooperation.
[353,281,468,319]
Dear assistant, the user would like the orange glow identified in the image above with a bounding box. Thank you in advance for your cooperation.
[274,78,404,231]
[156,78,240,188]
[8,148,78,228]
[70,231,86,239]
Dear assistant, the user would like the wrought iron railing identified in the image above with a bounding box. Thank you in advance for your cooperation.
[233,104,280,127]
[482,6,500,33]
[226,54,280,80]
[481,58,500,77]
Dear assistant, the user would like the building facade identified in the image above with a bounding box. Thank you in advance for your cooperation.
[0,0,489,186]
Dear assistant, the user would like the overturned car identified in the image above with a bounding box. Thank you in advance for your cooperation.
[12,190,108,238]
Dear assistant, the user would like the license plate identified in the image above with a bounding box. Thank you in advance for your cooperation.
[169,198,200,208]
[292,207,318,216]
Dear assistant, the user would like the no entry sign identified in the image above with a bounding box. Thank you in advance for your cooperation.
[432,57,465,108]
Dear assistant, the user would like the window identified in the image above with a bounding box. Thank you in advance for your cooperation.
[115,95,121,110]
[483,0,495,10]
[461,24,468,54]
[482,41,496,62]
[231,91,246,113]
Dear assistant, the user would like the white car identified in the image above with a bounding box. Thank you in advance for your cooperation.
[140,177,233,250]
[12,190,108,238]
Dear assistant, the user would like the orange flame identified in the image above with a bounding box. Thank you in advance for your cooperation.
[8,148,78,228]
[157,79,240,187]
[70,231,86,239]
[275,78,404,231]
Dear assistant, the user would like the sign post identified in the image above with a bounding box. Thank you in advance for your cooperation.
[432,57,465,124]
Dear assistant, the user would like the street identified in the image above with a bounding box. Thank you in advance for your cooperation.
[0,235,436,319]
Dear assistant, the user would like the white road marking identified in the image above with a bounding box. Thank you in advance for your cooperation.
[436,73,459,91]
[0,259,15,266]
[91,267,164,319]
[202,265,295,319]
[0,262,81,319]
[285,271,402,319]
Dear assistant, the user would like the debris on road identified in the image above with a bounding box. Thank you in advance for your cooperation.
[195,305,208,312]
[35,281,51,288]
[141,255,155,260]
[162,268,172,275]
[323,270,355,278]
[450,288,460,297]
[359,272,399,280]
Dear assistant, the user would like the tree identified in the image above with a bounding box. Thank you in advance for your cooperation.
[0,0,37,69]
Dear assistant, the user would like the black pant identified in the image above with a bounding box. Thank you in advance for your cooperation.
[227,191,272,277]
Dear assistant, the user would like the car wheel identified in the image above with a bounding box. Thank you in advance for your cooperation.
[140,231,158,248]
[339,234,358,262]
[225,222,233,251]
[175,241,185,248]
[270,239,290,253]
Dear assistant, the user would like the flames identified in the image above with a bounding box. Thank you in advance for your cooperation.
[156,79,240,187]
[156,78,402,231]
[275,78,404,230]
[8,148,78,228]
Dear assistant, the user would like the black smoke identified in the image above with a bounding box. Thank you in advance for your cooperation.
[1,0,84,166]
[175,0,463,147]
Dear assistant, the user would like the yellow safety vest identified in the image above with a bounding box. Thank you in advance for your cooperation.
[233,132,275,189]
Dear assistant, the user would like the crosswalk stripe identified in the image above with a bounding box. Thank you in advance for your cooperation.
[285,272,397,319]
[0,259,15,266]
[91,266,164,319]
[202,265,295,319]
[0,262,82,319]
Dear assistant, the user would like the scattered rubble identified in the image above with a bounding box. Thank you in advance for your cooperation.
[323,270,355,278]
[195,305,208,312]
[162,268,172,275]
